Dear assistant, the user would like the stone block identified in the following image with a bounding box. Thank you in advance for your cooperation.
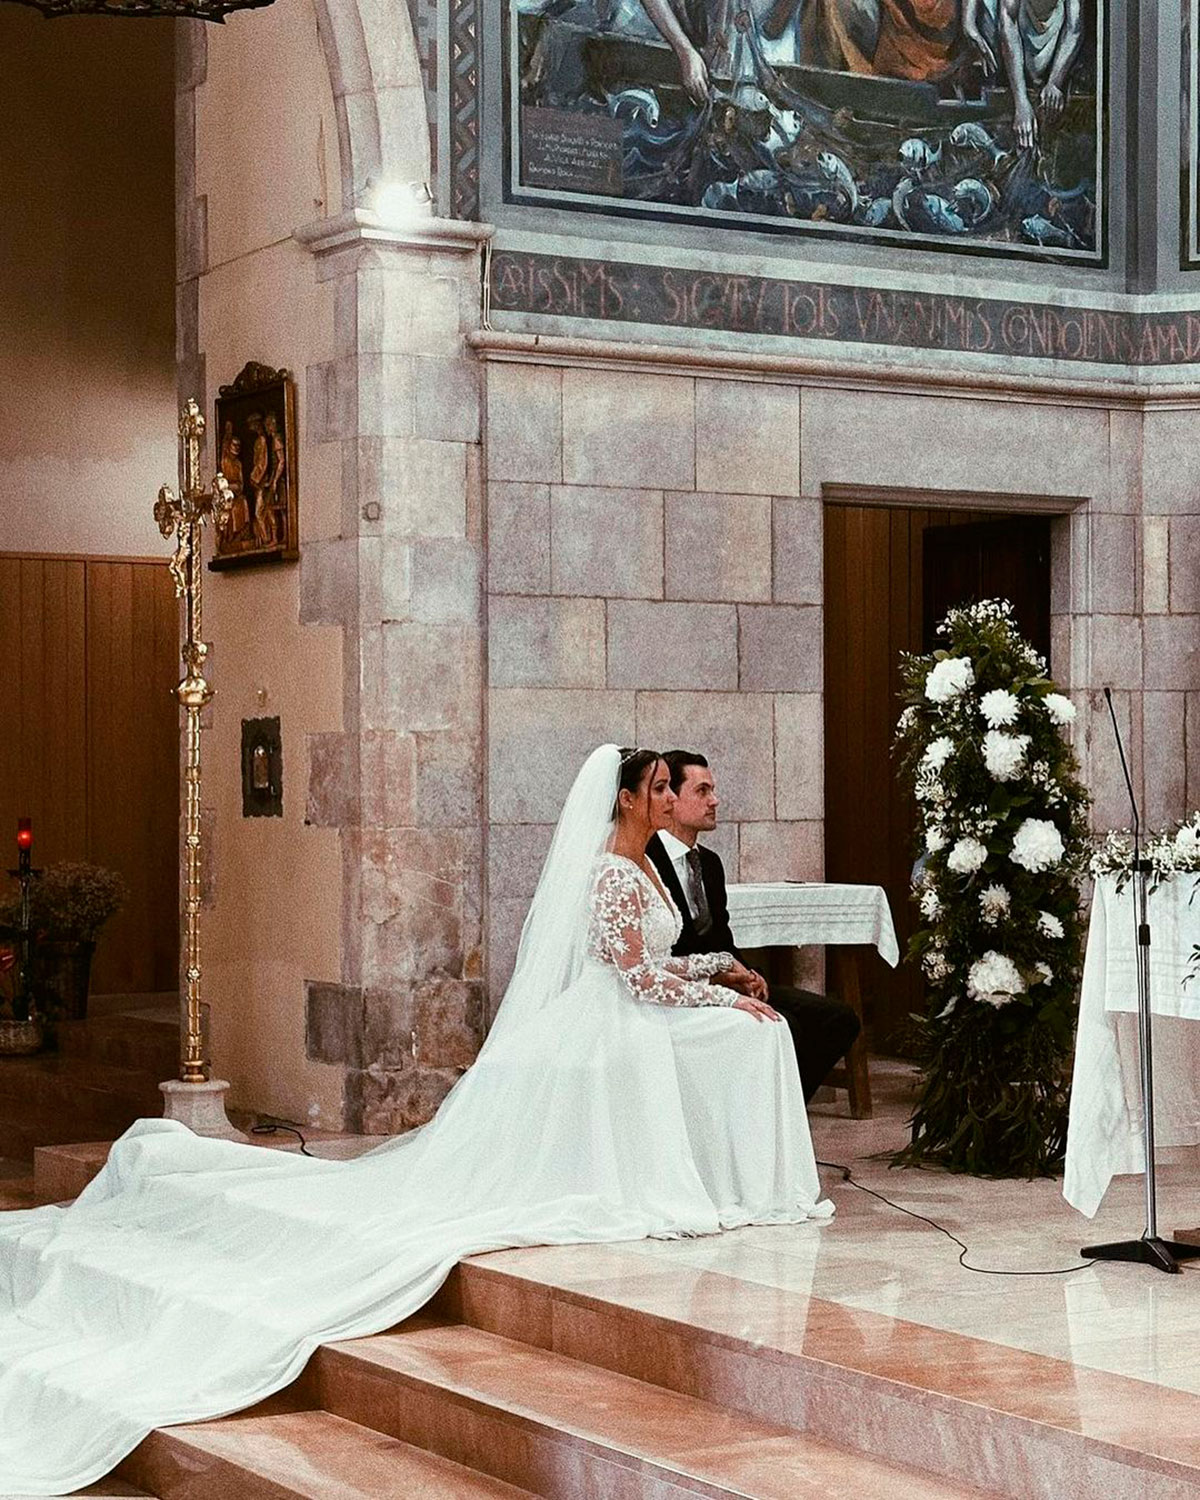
[739,605,821,692]
[361,731,417,829]
[1090,513,1137,616]
[773,498,822,605]
[1187,694,1200,813]
[360,265,466,357]
[697,821,739,882]
[358,352,415,438]
[1142,408,1200,514]
[299,537,357,625]
[414,729,483,828]
[1084,690,1137,831]
[1104,409,1143,514]
[665,493,772,602]
[562,369,694,490]
[353,1062,459,1134]
[487,363,562,483]
[801,386,1102,505]
[413,357,480,443]
[361,894,463,986]
[774,694,823,821]
[488,483,551,595]
[307,732,360,829]
[739,821,823,882]
[361,438,468,539]
[367,622,482,732]
[1089,614,1142,689]
[1143,614,1200,692]
[695,380,800,496]
[1142,692,1187,827]
[359,976,485,1074]
[1144,517,1169,614]
[1049,513,1077,616]
[607,601,737,690]
[551,486,664,599]
[360,827,468,927]
[489,596,606,688]
[305,981,363,1067]
[487,895,528,1006]
[635,692,774,820]
[488,823,556,902]
[489,689,636,822]
[409,538,482,626]
[1169,517,1200,613]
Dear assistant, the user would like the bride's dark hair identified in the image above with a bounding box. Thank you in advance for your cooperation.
[615,747,661,817]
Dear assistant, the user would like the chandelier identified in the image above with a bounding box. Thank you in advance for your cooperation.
[3,0,272,17]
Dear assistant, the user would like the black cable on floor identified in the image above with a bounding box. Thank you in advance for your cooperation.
[251,1118,314,1157]
[816,1159,1097,1277]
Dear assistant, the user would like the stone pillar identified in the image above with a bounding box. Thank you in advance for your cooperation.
[296,208,492,1131]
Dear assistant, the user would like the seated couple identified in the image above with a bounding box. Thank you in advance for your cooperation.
[647,748,861,1102]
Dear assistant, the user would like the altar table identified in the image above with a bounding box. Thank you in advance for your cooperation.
[726,882,900,1118]
[1064,874,1200,1218]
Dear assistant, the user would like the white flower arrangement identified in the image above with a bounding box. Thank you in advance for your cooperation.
[922,737,955,773]
[925,827,947,854]
[1034,962,1053,985]
[967,950,1025,1006]
[983,730,1030,783]
[923,948,953,982]
[1043,693,1076,726]
[980,689,1020,728]
[1011,818,1065,872]
[925,656,975,703]
[1037,911,1064,939]
[979,883,1010,925]
[947,836,988,874]
[919,886,942,921]
[1091,813,1200,887]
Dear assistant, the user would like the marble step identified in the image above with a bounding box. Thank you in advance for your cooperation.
[0,1054,162,1160]
[119,1406,534,1500]
[439,1247,1200,1500]
[311,1315,997,1499]
[57,1014,179,1078]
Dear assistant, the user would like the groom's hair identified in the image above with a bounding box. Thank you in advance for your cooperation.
[663,750,708,794]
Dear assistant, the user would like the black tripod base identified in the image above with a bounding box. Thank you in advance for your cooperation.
[1081,1236,1200,1274]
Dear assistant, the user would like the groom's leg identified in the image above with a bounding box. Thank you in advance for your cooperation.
[767,985,861,1103]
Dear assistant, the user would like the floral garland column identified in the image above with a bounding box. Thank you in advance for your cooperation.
[895,599,1090,1178]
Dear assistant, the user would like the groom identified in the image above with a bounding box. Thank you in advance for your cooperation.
[647,749,861,1104]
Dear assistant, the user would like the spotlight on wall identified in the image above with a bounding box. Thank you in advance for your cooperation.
[371,179,433,228]
[2,0,272,19]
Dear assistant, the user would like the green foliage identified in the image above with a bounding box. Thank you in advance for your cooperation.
[893,600,1090,1177]
[0,862,127,944]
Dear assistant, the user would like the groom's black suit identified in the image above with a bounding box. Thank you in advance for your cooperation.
[646,833,860,1104]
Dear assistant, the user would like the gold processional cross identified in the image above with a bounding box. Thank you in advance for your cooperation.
[155,400,233,1086]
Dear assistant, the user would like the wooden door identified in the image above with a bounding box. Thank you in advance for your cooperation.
[824,506,1052,1051]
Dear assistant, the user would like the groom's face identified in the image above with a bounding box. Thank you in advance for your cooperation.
[674,765,719,834]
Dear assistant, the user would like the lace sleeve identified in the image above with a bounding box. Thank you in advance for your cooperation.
[589,864,738,1008]
[663,953,735,980]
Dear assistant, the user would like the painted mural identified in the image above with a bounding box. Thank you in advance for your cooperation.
[507,0,1104,260]
[1185,1,1200,269]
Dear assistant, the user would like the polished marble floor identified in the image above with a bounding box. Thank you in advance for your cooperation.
[602,1061,1200,1394]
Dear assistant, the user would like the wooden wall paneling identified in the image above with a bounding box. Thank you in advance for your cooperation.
[0,558,25,856]
[39,559,88,866]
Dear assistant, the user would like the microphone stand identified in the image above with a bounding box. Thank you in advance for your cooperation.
[1081,688,1200,1273]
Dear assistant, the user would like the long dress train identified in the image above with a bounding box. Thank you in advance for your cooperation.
[0,852,830,1493]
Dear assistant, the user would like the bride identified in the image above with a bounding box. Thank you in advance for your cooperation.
[0,745,832,1493]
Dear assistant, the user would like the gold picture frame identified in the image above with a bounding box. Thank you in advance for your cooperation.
[209,362,298,569]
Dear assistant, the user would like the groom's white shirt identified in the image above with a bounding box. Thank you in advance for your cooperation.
[657,829,701,922]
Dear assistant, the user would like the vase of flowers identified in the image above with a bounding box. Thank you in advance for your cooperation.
[0,863,127,1028]
[894,599,1091,1177]
[0,942,42,1055]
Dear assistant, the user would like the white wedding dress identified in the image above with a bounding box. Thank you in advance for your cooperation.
[0,749,831,1494]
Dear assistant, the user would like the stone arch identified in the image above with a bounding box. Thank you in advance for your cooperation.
[310,0,432,210]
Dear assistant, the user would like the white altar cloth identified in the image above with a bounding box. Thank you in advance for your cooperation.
[1064,874,1200,1218]
[726,883,900,966]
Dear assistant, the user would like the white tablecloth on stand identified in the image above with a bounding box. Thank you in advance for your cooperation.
[1064,874,1200,1218]
[726,882,900,965]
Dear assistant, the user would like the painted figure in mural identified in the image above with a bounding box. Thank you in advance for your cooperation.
[963,0,1085,146]
[258,410,287,547]
[246,412,269,544]
[218,420,248,542]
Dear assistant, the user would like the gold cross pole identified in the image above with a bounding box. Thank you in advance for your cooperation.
[155,400,232,1089]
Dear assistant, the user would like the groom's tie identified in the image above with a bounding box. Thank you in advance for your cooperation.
[685,847,713,937]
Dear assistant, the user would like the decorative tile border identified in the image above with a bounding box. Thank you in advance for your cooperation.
[489,250,1200,367]
[448,0,481,220]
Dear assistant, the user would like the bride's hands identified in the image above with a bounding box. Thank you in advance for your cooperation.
[713,959,768,999]
[733,995,783,1023]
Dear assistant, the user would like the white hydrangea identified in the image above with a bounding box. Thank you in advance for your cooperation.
[922,737,954,774]
[1034,962,1054,985]
[1011,818,1065,872]
[1043,693,1076,726]
[897,706,918,733]
[967,950,1026,1006]
[979,883,1010,924]
[925,656,975,703]
[947,836,988,874]
[980,689,1020,728]
[1175,822,1200,863]
[925,827,947,854]
[1037,911,1064,939]
[923,948,952,982]
[919,886,942,921]
[983,730,1030,783]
